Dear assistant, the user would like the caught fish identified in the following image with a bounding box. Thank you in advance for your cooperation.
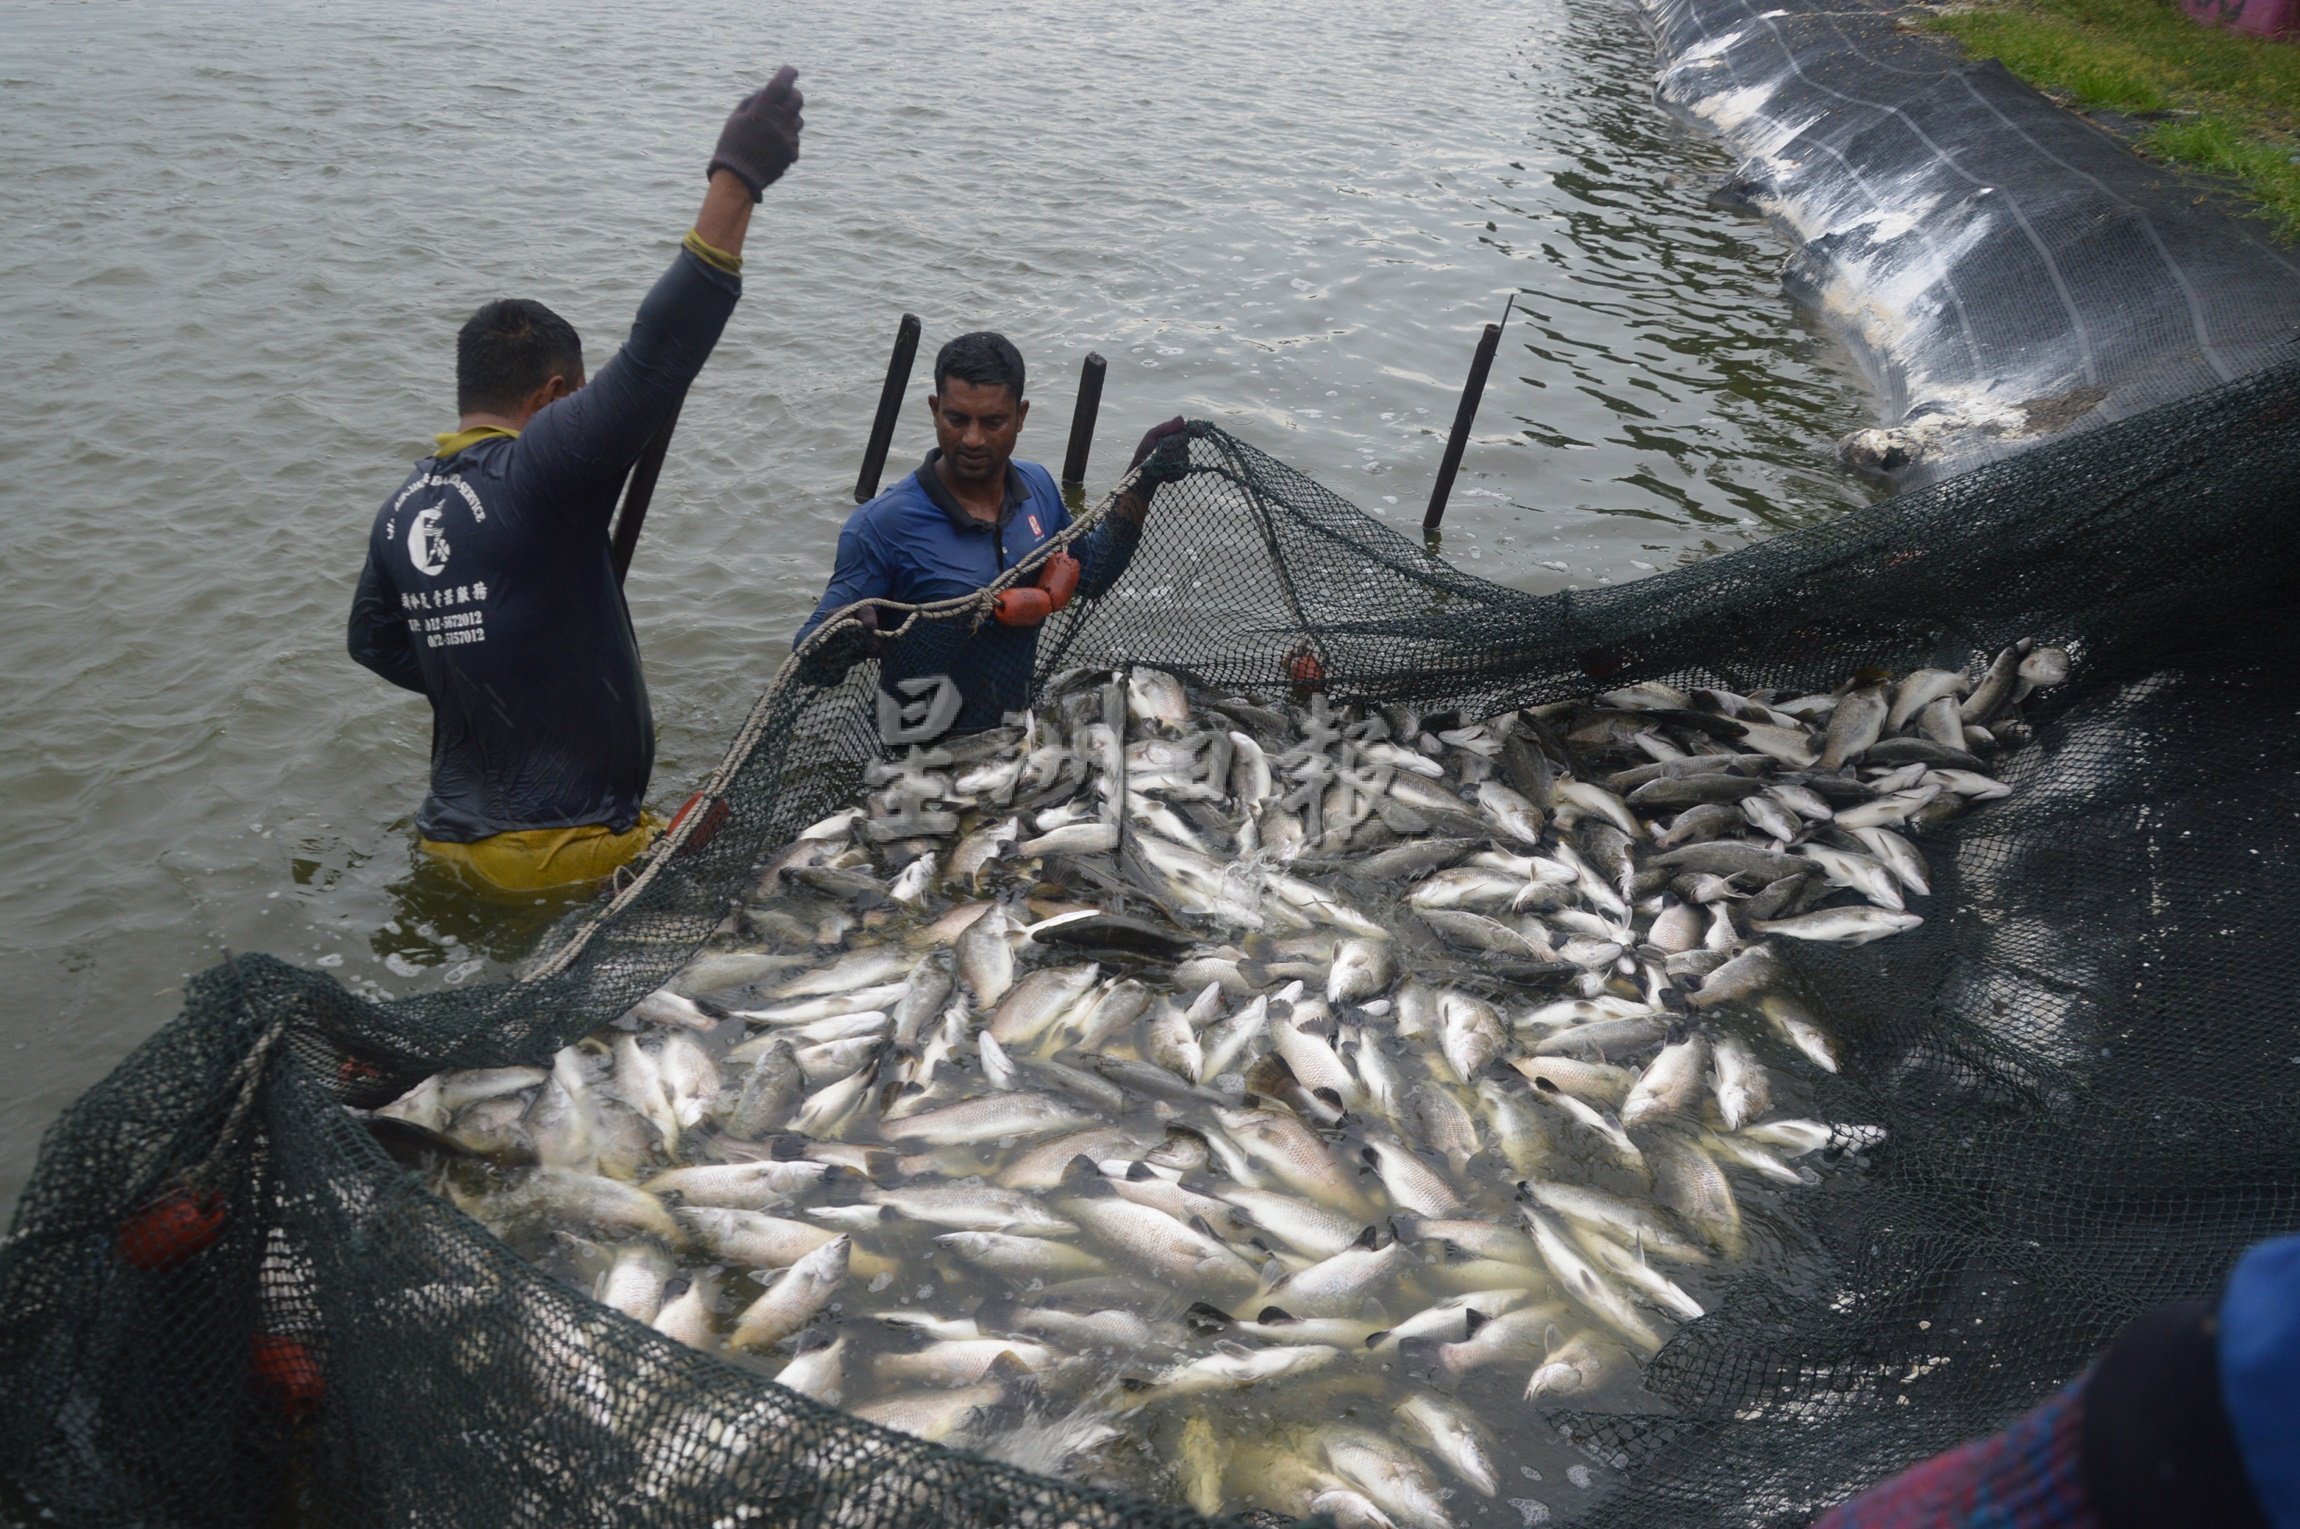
[487,648,2040,1520]
[1753,907,1923,944]
[1618,1029,1707,1127]
[729,1235,850,1352]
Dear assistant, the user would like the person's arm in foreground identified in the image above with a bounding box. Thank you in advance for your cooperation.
[1811,1232,2300,1528]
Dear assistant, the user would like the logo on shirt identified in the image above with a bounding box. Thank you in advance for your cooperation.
[1027,514,1043,537]
[408,506,453,576]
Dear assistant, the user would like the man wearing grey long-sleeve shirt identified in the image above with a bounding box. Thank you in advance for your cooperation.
[348,69,803,892]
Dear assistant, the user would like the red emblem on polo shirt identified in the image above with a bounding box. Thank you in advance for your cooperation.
[1027,514,1043,537]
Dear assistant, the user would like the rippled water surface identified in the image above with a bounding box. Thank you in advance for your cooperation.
[0,1,1873,1210]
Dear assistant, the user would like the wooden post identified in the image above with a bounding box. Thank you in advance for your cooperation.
[1061,352,1108,494]
[855,313,923,504]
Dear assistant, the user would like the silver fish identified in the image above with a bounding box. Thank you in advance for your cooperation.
[1261,1233,1408,1317]
[1327,937,1395,1005]
[987,962,1101,1047]
[851,1382,1005,1443]
[936,1230,1110,1280]
[1761,990,1842,1073]
[728,1235,849,1352]
[1393,1393,1500,1498]
[1961,639,2032,723]
[593,1238,673,1324]
[1526,1329,1629,1400]
[1710,1031,1770,1131]
[1819,686,1887,769]
[651,1271,719,1351]
[1360,1136,1464,1217]
[1435,991,1506,1083]
[1505,1059,1632,1110]
[1754,907,1923,944]
[1887,668,1968,732]
[1645,1134,1744,1257]
[955,904,1016,1003]
[869,1182,1076,1237]
[1797,842,1905,912]
[1143,996,1208,1083]
[774,1326,847,1404]
[676,1206,841,1269]
[1063,1193,1261,1297]
[879,1090,1098,1146]
[644,1159,830,1210]
[1320,1425,1453,1529]
[1523,1205,1661,1354]
[1619,1030,1708,1127]
[768,948,914,1000]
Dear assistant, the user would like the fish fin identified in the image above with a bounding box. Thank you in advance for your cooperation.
[1257,1306,1299,1326]
[1351,1224,1381,1251]
[1460,1307,1489,1339]
[1364,1328,1391,1349]
[1059,1155,1102,1188]
[1123,1161,1158,1182]
[1183,1302,1234,1332]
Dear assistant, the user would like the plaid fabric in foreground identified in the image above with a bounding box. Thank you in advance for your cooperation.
[1812,1381,2099,1529]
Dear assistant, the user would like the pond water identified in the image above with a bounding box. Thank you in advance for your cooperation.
[0,0,1872,1288]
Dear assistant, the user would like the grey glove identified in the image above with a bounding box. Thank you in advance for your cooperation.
[709,66,804,200]
[1128,416,1191,500]
[796,606,882,687]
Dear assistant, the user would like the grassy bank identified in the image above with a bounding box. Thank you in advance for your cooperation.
[1923,0,2300,239]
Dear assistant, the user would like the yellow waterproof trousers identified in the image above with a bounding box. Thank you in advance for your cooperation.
[418,815,660,894]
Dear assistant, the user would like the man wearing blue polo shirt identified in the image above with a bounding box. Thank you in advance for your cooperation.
[795,331,1185,736]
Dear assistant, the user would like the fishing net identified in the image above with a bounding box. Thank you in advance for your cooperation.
[7,355,2300,1527]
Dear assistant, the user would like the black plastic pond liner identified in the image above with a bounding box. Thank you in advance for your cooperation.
[1639,0,2300,487]
[5,364,2300,1524]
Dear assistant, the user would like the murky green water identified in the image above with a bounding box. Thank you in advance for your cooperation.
[0,1,1871,1219]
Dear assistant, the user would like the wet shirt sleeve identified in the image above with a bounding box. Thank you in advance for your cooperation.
[795,513,898,647]
[1069,507,1143,602]
[512,244,743,533]
[346,546,426,694]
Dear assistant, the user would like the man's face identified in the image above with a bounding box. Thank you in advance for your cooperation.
[928,378,1028,488]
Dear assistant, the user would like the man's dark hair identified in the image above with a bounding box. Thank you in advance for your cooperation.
[456,298,584,415]
[933,331,1026,403]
